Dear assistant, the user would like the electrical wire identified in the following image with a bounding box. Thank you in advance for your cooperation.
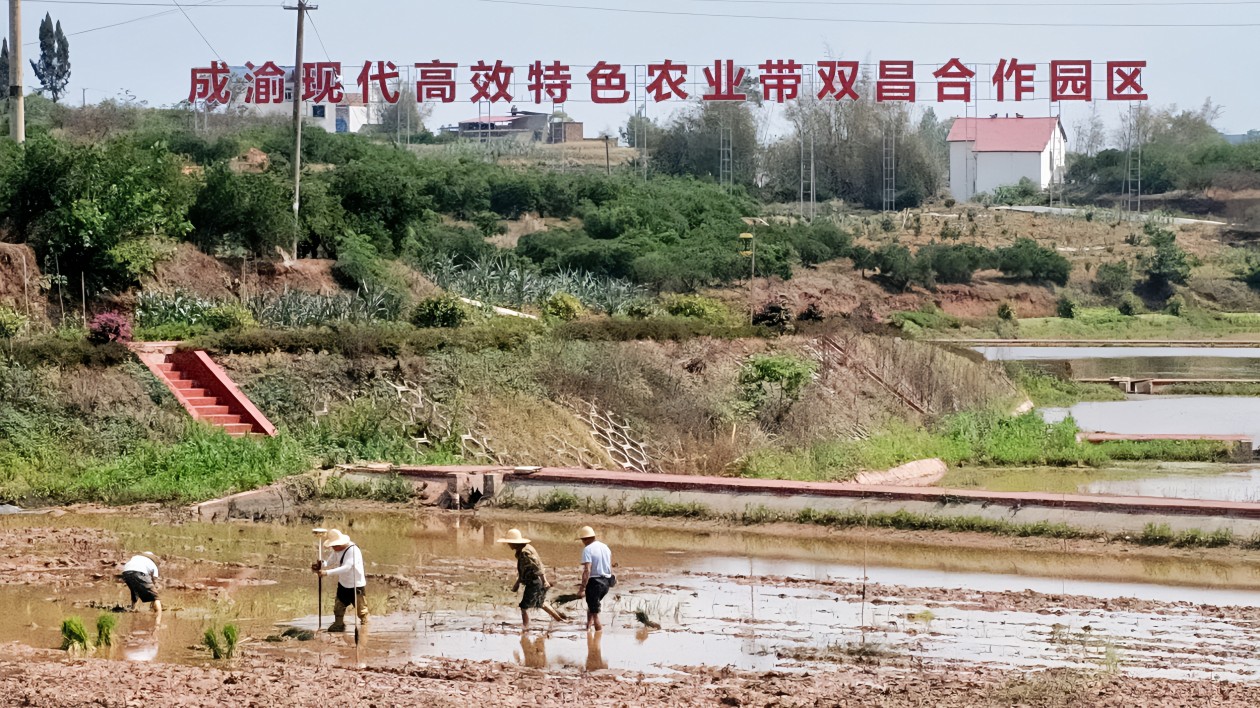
[170,0,227,61]
[476,0,1260,26]
[31,0,232,45]
[684,0,1260,6]
[306,11,333,63]
[28,0,273,6]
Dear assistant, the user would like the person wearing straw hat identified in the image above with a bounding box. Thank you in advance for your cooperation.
[120,551,162,616]
[497,528,567,630]
[575,526,613,632]
[311,529,368,633]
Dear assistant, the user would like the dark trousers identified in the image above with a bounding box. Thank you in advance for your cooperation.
[584,577,610,614]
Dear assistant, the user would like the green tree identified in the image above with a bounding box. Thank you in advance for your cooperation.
[1142,224,1191,292]
[30,14,70,102]
[1,39,9,92]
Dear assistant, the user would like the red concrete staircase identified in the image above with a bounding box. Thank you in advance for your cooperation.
[133,343,277,437]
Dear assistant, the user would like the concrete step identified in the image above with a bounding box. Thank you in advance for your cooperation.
[192,405,231,416]
[205,414,243,426]
[156,363,175,373]
[184,396,217,407]
[169,378,201,390]
[181,388,208,400]
[222,423,254,436]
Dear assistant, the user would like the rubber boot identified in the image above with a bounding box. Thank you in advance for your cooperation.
[328,599,347,633]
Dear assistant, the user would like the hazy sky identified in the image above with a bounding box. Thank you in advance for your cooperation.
[16,0,1260,140]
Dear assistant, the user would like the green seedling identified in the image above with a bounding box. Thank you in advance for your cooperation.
[95,613,117,647]
[61,616,91,653]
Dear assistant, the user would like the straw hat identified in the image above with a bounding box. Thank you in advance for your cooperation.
[140,551,160,562]
[322,529,352,548]
[576,526,597,540]
[495,528,531,545]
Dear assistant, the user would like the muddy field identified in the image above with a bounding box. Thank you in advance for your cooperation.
[6,507,1260,705]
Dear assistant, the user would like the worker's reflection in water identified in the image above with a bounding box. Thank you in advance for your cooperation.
[519,634,547,668]
[585,631,607,671]
[122,619,160,662]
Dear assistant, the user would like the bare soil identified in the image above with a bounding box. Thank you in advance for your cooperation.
[5,643,1259,707]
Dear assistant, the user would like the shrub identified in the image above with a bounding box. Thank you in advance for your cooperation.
[797,302,825,322]
[944,198,956,208]
[739,353,818,423]
[1056,295,1077,319]
[542,292,585,321]
[623,299,660,319]
[0,307,29,341]
[752,299,795,331]
[994,238,1071,286]
[203,305,257,332]
[661,294,732,324]
[87,313,133,344]
[1142,224,1192,291]
[1166,293,1186,316]
[1118,294,1141,316]
[471,211,506,236]
[1094,261,1133,298]
[997,302,1016,321]
[410,294,471,329]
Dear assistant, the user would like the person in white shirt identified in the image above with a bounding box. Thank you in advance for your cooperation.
[311,529,368,633]
[121,552,162,616]
[575,526,613,632]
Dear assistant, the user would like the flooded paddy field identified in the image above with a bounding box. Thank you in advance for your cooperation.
[7,507,1260,694]
[943,462,1260,502]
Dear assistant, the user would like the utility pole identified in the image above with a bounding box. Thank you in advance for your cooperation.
[284,1,315,257]
[9,0,25,143]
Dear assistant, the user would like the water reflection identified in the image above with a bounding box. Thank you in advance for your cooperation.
[975,346,1260,379]
[1043,397,1260,449]
[585,632,607,671]
[518,634,547,668]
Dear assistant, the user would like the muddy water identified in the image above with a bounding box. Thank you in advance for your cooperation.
[7,511,1260,680]
[975,346,1260,379]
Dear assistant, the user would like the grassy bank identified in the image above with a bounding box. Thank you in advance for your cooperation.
[1161,382,1260,396]
[739,411,1231,482]
[1009,308,1260,341]
[1007,364,1126,407]
[497,490,1256,550]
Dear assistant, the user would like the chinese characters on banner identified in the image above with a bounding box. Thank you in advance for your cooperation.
[190,58,1148,105]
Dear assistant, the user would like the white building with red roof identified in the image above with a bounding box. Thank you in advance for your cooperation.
[946,117,1067,202]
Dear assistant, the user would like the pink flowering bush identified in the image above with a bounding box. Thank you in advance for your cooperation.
[88,312,133,344]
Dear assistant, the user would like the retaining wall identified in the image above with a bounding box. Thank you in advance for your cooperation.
[348,464,1260,537]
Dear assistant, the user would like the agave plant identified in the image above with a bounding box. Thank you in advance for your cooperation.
[423,255,644,314]
[135,289,218,328]
[246,285,403,328]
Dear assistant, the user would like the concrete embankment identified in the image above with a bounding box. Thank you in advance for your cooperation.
[200,463,1260,537]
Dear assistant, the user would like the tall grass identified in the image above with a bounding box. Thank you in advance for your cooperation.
[741,411,1231,481]
[1007,364,1126,407]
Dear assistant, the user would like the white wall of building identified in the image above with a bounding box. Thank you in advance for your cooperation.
[974,152,1044,196]
[949,140,978,202]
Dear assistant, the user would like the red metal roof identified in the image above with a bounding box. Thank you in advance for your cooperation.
[946,117,1063,152]
[458,116,521,125]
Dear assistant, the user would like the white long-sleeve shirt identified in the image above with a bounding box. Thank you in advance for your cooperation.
[320,545,366,589]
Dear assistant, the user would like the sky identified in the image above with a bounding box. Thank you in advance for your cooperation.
[12,0,1260,142]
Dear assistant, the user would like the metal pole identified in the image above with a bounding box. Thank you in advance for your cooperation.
[9,0,25,143]
[288,1,308,257]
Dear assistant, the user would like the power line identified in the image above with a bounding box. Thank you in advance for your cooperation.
[306,10,332,62]
[476,0,1260,25]
[170,0,225,61]
[684,0,1260,6]
[31,0,232,45]
[28,0,273,5]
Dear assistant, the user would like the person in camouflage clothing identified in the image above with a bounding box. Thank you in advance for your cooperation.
[497,528,567,629]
